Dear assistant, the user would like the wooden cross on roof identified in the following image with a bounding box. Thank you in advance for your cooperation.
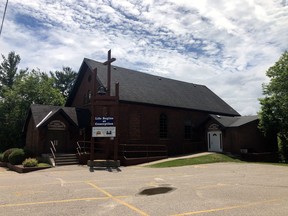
[103,49,116,95]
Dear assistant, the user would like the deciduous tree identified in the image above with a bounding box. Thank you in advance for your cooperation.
[259,51,288,161]
[0,69,65,150]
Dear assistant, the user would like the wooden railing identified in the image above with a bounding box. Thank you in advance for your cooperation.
[76,140,107,156]
[119,144,168,159]
[76,142,168,165]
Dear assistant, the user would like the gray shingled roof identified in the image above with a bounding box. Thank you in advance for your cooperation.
[67,58,240,116]
[210,114,258,127]
[29,104,90,128]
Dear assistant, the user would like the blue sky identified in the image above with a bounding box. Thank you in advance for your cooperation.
[0,0,287,115]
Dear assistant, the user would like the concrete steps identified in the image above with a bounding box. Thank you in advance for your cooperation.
[54,154,79,166]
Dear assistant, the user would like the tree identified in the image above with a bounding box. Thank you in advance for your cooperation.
[50,67,77,98]
[259,51,288,161]
[0,69,65,150]
[0,51,27,97]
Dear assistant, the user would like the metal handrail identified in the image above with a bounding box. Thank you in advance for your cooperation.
[76,141,91,156]
[50,140,56,159]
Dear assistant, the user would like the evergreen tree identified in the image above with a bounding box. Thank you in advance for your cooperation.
[50,66,77,98]
[0,51,27,97]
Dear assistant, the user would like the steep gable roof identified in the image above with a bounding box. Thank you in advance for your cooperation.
[210,114,258,127]
[25,104,90,130]
[66,58,240,116]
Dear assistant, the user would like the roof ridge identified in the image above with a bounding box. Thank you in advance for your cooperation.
[84,58,204,87]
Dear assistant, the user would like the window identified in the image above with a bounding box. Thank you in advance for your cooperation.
[159,113,168,138]
[87,90,92,103]
[184,120,193,139]
[83,94,87,104]
[129,112,141,140]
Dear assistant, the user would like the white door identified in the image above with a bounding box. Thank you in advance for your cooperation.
[208,131,222,152]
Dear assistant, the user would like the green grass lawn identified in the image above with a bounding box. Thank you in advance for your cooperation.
[37,163,51,168]
[147,153,242,168]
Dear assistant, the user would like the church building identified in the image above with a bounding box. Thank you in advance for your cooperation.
[24,51,277,165]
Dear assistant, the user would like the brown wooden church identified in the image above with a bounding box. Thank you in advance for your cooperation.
[24,51,277,165]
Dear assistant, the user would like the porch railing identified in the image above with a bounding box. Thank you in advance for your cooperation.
[119,144,168,159]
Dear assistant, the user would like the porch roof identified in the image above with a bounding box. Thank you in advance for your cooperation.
[210,114,258,127]
[29,104,90,128]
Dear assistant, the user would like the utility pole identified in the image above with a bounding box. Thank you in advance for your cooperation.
[0,0,9,37]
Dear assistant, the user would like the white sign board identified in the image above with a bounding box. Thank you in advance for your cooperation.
[92,127,116,137]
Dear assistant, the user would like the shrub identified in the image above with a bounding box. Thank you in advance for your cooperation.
[3,148,19,162]
[23,147,35,158]
[22,158,38,167]
[0,153,3,162]
[8,149,26,165]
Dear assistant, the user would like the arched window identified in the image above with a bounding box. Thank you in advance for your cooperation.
[159,113,168,138]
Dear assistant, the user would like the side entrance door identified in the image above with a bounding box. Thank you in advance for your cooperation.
[207,131,222,152]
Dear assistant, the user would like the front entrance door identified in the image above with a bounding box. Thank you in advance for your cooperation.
[207,131,222,152]
[47,130,67,153]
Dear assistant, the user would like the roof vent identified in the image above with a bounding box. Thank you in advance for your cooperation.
[158,77,162,80]
[113,67,117,70]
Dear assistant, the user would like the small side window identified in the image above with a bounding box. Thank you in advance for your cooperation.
[184,120,193,139]
[83,94,87,104]
[87,90,92,103]
[160,113,168,138]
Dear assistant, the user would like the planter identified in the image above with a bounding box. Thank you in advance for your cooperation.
[0,161,7,167]
[7,163,51,173]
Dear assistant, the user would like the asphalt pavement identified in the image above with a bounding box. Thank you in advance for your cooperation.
[0,161,288,216]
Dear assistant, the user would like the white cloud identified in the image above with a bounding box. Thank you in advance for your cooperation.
[0,0,287,115]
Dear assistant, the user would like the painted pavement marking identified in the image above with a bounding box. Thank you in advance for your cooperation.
[0,196,112,208]
[171,198,284,216]
[86,181,149,216]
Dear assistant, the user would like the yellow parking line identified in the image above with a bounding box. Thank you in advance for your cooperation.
[172,198,282,216]
[0,197,110,208]
[86,182,113,198]
[86,181,149,216]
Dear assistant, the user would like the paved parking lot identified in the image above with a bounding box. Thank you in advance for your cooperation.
[1,162,288,216]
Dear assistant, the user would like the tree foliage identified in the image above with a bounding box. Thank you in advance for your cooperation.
[50,66,77,98]
[0,51,20,89]
[0,69,65,150]
[0,52,68,151]
[0,52,27,93]
[259,51,288,161]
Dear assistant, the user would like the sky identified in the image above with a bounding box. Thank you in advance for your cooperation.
[0,0,287,115]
